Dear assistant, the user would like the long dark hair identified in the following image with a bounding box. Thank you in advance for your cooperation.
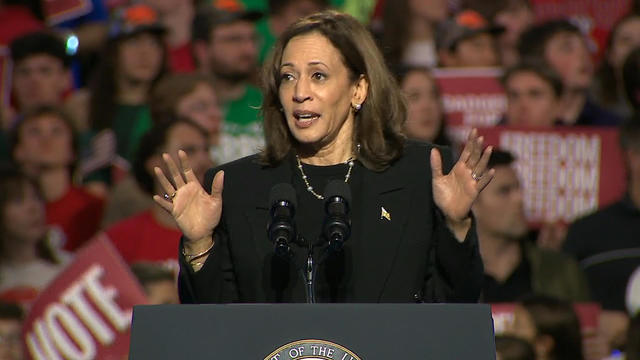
[595,13,640,107]
[89,33,167,131]
[0,167,59,265]
[261,10,406,172]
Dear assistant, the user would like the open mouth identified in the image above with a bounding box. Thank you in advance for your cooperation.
[293,110,320,128]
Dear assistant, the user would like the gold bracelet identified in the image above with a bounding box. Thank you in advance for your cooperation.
[182,240,214,262]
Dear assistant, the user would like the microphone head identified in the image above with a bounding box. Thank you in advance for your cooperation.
[269,183,297,209]
[323,180,352,204]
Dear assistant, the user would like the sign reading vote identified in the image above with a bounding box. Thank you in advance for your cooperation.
[44,0,92,25]
[22,237,148,360]
[478,126,626,225]
[433,67,506,144]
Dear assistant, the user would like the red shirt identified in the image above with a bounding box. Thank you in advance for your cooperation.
[105,211,181,269]
[46,186,104,251]
[168,42,196,73]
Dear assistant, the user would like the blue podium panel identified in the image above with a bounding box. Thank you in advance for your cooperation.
[130,303,496,359]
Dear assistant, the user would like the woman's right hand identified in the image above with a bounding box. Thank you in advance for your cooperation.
[153,150,224,250]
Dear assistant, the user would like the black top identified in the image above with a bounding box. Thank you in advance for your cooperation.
[178,141,484,304]
[564,194,640,310]
[482,248,532,303]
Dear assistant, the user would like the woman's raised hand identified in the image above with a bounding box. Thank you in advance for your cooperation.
[153,150,223,247]
[430,129,494,225]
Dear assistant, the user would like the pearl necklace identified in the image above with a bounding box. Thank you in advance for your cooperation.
[295,155,355,200]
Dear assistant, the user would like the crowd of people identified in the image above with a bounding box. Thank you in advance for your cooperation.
[0,0,639,359]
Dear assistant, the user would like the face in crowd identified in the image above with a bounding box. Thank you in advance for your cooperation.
[117,32,165,85]
[505,70,560,127]
[204,20,259,81]
[401,69,444,142]
[472,164,528,240]
[12,54,70,111]
[175,82,222,145]
[544,31,592,91]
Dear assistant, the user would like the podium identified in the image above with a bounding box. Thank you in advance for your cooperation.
[129,303,496,359]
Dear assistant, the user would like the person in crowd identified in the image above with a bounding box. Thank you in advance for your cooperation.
[592,14,640,119]
[10,106,104,251]
[102,75,222,227]
[150,73,223,152]
[142,0,197,72]
[83,4,167,195]
[0,167,70,307]
[564,119,640,350]
[518,20,621,126]
[155,10,490,303]
[464,0,534,67]
[396,65,451,146]
[102,118,212,270]
[256,0,328,64]
[436,9,503,68]
[495,335,536,360]
[130,262,179,304]
[192,1,264,164]
[0,301,23,360]
[1,31,75,164]
[378,0,449,70]
[623,47,640,114]
[501,61,563,127]
[472,149,590,302]
[507,295,584,360]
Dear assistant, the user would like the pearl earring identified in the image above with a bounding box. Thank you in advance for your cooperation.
[354,103,362,111]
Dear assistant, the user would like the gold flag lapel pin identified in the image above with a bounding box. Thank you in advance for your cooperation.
[381,207,391,221]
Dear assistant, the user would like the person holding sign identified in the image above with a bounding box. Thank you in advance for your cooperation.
[154,11,492,303]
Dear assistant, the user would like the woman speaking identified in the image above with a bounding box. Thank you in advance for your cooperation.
[153,11,493,303]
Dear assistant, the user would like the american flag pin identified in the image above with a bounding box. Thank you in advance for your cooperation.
[381,207,391,221]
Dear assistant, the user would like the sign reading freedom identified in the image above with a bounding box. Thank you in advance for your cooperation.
[478,126,626,226]
[22,237,148,360]
[433,67,506,145]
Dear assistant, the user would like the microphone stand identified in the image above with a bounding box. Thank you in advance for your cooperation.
[304,239,316,304]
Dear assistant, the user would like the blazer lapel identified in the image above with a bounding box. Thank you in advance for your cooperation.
[352,159,412,301]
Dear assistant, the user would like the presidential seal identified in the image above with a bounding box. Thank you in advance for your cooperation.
[264,339,362,360]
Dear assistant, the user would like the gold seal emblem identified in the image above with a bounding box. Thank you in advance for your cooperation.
[264,339,362,360]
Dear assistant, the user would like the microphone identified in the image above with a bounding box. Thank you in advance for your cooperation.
[322,180,352,252]
[268,183,297,259]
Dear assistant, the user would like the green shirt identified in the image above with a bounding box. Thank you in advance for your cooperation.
[212,85,264,164]
[256,17,276,65]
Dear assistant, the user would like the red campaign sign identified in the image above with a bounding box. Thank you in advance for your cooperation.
[21,236,148,360]
[44,0,92,25]
[478,126,627,226]
[531,0,632,60]
[433,67,507,145]
[491,302,601,335]
[0,46,12,109]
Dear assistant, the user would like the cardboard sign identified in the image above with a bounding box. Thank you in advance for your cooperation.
[433,67,507,144]
[492,302,601,335]
[22,237,148,360]
[531,0,632,60]
[478,126,627,225]
[44,0,93,25]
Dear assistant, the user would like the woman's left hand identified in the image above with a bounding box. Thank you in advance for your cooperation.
[430,129,494,224]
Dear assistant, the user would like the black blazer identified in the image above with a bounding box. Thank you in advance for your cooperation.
[178,141,483,303]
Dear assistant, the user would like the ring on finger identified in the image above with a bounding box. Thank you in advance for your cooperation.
[472,173,481,182]
[163,192,177,201]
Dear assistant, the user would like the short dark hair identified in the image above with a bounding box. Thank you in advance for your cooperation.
[502,61,564,98]
[10,31,72,68]
[9,105,78,166]
[520,295,583,360]
[517,20,582,61]
[619,117,640,151]
[130,262,175,288]
[488,148,516,169]
[0,301,24,321]
[133,118,208,195]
